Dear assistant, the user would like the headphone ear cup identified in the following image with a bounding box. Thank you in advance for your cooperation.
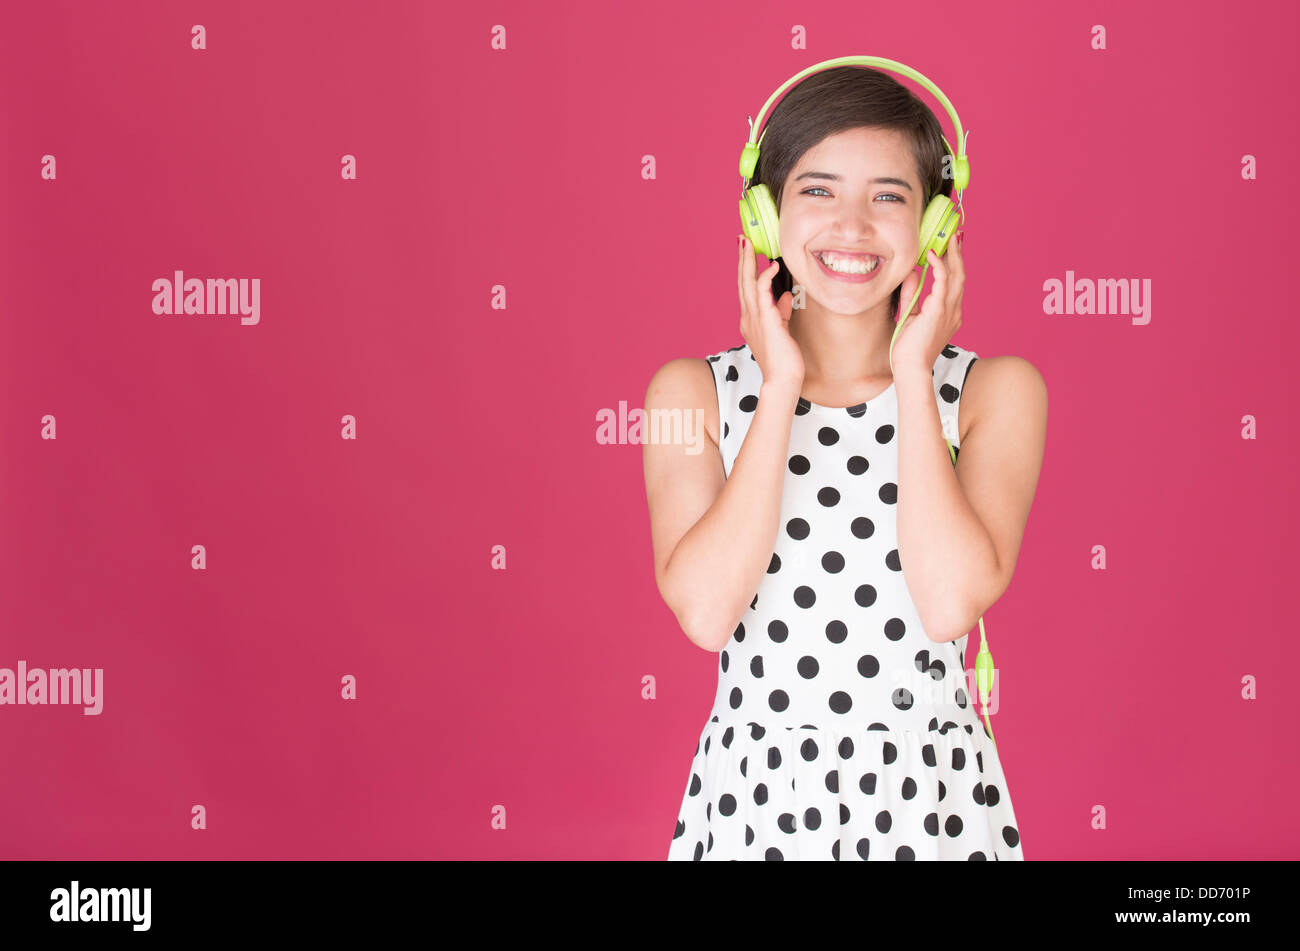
[739,184,781,260]
[917,195,959,265]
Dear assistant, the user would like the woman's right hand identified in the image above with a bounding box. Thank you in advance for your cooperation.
[737,236,803,392]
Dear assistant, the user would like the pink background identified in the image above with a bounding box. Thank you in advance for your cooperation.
[2,0,1296,860]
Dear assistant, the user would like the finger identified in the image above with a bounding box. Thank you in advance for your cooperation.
[759,258,781,316]
[739,238,758,329]
[737,236,746,310]
[896,269,921,321]
[926,249,948,316]
[776,289,794,324]
[945,232,965,313]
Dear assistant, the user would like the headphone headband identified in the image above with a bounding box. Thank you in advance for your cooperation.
[739,55,970,194]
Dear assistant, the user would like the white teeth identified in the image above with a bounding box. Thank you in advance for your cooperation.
[817,251,879,274]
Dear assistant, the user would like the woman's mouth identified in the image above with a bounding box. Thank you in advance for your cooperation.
[813,250,882,283]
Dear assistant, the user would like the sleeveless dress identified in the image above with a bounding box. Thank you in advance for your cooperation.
[666,341,1025,861]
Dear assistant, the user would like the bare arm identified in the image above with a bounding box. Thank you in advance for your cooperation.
[895,356,1048,642]
[643,358,801,652]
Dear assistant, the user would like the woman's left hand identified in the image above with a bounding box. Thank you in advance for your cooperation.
[889,230,964,380]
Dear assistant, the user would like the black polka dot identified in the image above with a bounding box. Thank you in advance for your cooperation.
[794,586,816,608]
[850,516,874,538]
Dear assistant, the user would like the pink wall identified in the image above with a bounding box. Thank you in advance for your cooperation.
[1,0,1296,859]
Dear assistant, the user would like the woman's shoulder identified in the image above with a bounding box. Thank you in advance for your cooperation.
[643,350,731,444]
[646,343,752,398]
[958,350,1048,432]
[644,343,756,446]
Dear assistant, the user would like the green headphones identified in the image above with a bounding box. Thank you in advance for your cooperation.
[738,56,998,751]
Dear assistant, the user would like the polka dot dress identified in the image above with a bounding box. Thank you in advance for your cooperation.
[666,342,1025,861]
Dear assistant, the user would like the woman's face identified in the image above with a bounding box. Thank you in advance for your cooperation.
[778,126,925,318]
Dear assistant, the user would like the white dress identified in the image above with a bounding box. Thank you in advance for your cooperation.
[667,342,1025,861]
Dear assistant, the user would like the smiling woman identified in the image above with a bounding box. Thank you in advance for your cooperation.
[647,60,1045,861]
[752,68,954,321]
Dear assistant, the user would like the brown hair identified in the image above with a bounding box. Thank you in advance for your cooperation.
[750,65,954,318]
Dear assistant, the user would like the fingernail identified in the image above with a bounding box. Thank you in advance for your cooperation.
[738,235,743,249]
[957,230,965,247]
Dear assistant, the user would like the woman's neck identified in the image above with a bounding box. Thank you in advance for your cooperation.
[787,302,897,388]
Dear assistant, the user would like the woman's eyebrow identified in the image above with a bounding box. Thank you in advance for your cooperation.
[793,171,913,191]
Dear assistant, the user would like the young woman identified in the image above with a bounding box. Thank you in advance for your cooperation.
[644,64,1047,860]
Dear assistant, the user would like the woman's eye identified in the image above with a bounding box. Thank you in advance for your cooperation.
[800,187,904,202]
